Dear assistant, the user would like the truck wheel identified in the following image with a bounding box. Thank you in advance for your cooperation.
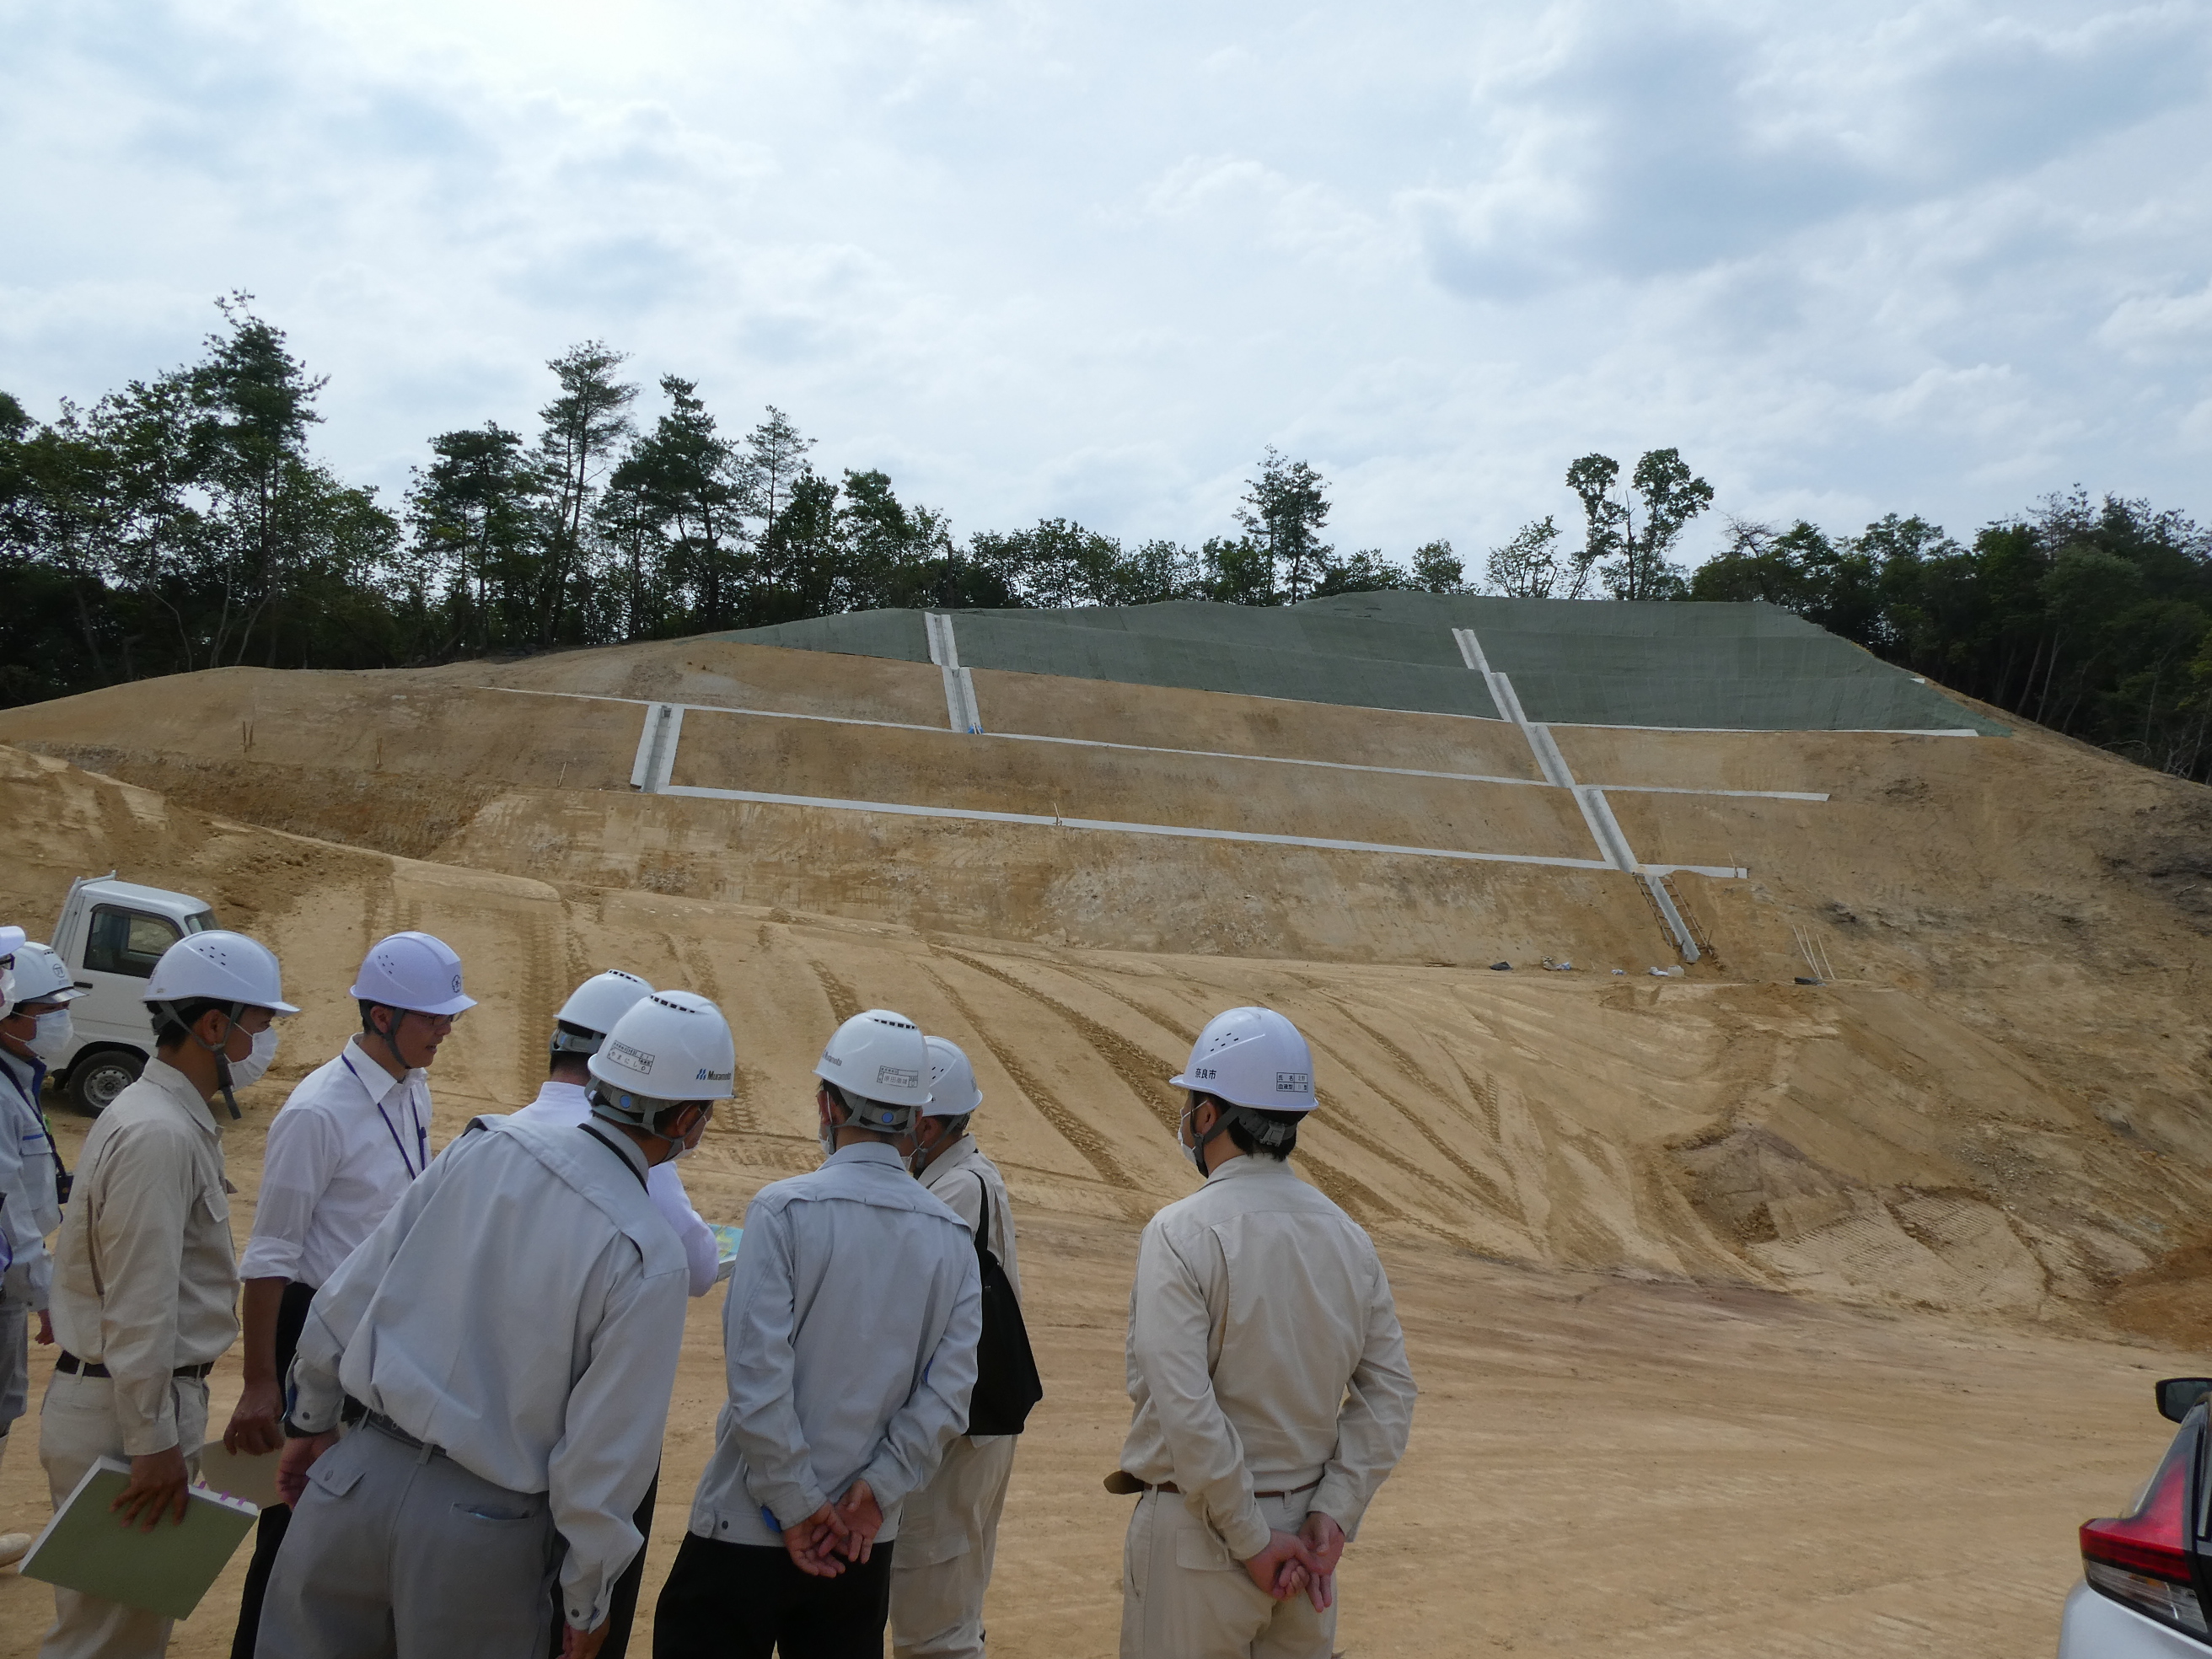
[67,1049,144,1117]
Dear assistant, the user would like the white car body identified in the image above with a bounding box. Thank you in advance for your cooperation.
[39,873,216,1112]
[2061,1578,2212,1657]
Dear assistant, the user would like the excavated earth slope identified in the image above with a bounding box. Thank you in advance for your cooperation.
[0,626,2209,1656]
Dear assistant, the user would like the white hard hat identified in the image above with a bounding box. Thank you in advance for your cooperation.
[0,925,23,1023]
[588,990,737,1119]
[144,932,300,1017]
[814,1009,933,1128]
[922,1035,982,1118]
[1170,1007,1318,1115]
[553,969,654,1055]
[349,932,475,1017]
[7,942,88,1007]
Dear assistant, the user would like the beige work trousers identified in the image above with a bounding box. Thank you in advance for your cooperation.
[890,1433,1017,1659]
[36,1367,209,1659]
[1119,1488,1334,1659]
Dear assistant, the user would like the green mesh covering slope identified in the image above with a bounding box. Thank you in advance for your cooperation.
[720,593,2004,734]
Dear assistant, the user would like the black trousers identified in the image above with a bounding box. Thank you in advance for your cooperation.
[548,1469,658,1659]
[231,1280,318,1659]
[652,1532,895,1659]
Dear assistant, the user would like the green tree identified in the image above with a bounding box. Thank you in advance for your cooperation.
[1606,448,1711,600]
[407,424,542,654]
[1485,518,1561,598]
[1563,454,1624,599]
[1310,550,1404,596]
[1200,534,1275,604]
[747,406,814,534]
[1237,448,1332,604]
[532,341,636,648]
[1409,539,1463,593]
[625,376,751,631]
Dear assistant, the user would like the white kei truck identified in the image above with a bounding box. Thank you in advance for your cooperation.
[30,873,217,1114]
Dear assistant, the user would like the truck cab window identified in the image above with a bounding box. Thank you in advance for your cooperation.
[181,910,214,935]
[84,906,181,979]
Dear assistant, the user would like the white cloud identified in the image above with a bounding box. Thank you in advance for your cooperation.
[1,0,2208,567]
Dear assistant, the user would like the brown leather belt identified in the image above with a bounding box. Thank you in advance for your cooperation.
[56,1352,216,1381]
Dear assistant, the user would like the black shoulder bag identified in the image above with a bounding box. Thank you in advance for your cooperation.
[962,1173,1043,1436]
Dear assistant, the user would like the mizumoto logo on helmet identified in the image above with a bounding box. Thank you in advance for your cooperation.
[695,1066,733,1082]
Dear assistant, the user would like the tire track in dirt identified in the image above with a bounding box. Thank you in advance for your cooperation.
[1323,1006,1522,1222]
[1331,1002,1489,1135]
[921,966,1152,1223]
[808,960,861,1026]
[1306,1035,1521,1226]
[725,1061,771,1137]
[517,904,566,1102]
[1055,967,1200,1047]
[1450,1055,1502,1142]
[940,951,1184,1134]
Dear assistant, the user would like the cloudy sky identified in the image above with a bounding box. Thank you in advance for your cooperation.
[4,0,2209,566]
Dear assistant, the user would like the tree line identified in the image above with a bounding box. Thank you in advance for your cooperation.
[3,299,2208,781]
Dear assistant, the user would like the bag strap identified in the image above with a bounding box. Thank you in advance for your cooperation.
[972,1170,993,1259]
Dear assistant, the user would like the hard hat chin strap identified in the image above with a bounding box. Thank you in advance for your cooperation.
[368,1006,412,1076]
[1180,1095,1235,1172]
[158,999,248,1119]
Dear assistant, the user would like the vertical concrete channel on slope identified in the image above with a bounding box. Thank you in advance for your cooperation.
[1451,627,1701,964]
[925,613,985,734]
[629,701,685,793]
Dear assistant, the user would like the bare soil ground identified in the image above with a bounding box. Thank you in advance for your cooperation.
[2,1091,2193,1657]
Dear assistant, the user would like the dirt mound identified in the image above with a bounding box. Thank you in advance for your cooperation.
[3,720,2208,1323]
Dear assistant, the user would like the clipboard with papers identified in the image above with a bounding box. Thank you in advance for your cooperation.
[19,1455,258,1619]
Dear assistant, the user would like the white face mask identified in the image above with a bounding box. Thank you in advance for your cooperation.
[228,1026,281,1088]
[26,1009,74,1063]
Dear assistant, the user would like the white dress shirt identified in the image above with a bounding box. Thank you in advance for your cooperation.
[510,1080,719,1297]
[289,1114,689,1632]
[1119,1153,1416,1560]
[0,1047,62,1304]
[685,1141,981,1549]
[239,1037,431,1289]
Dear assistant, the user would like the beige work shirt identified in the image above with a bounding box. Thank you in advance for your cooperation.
[918,1133,1022,1302]
[50,1057,239,1455]
[1119,1153,1415,1561]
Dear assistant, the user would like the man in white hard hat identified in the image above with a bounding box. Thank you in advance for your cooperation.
[656,1009,983,1659]
[0,942,87,1568]
[40,932,298,1659]
[259,989,732,1659]
[513,969,721,1659]
[1114,1006,1416,1659]
[221,931,473,1659]
[889,1036,1022,1659]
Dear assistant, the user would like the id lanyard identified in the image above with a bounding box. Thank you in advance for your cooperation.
[341,1052,427,1180]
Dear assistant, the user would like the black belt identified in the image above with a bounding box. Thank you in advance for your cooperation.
[365,1410,444,1458]
[56,1351,216,1381]
[1105,1473,1322,1499]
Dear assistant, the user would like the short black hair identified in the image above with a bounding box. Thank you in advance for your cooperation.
[926,1112,973,1141]
[153,997,235,1052]
[1194,1092,1300,1161]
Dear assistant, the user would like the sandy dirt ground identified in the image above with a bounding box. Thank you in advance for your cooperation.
[0,1091,2195,1658]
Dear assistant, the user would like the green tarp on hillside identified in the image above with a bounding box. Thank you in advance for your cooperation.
[719,593,2004,734]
